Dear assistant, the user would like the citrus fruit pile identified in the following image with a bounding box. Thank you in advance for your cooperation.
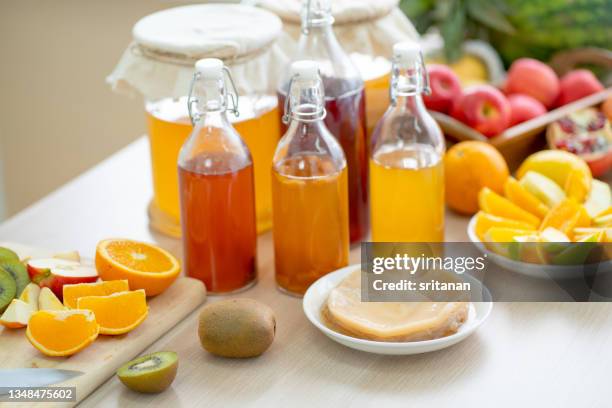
[472,149,612,263]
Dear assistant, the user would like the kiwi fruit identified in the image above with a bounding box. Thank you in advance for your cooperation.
[0,268,17,312]
[198,298,276,358]
[0,261,29,297]
[0,247,19,263]
[117,351,178,393]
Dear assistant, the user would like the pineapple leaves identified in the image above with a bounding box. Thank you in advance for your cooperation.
[465,0,516,35]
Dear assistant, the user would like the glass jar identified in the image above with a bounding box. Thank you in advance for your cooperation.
[107,4,284,237]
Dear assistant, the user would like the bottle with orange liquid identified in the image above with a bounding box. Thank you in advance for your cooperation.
[370,42,445,242]
[277,0,368,244]
[179,59,257,293]
[272,60,349,296]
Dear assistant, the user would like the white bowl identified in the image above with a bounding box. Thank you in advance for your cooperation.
[302,264,493,355]
[467,215,612,279]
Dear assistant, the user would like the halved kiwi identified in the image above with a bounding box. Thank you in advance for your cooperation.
[116,351,178,393]
[0,261,30,297]
[0,247,19,263]
[0,268,17,312]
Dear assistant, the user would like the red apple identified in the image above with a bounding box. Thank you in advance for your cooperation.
[452,85,511,137]
[558,69,604,106]
[506,58,560,108]
[508,94,547,126]
[27,258,98,300]
[424,64,462,113]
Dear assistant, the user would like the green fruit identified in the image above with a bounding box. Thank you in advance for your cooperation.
[0,261,29,297]
[0,269,17,312]
[198,299,276,358]
[117,351,178,394]
[0,247,19,263]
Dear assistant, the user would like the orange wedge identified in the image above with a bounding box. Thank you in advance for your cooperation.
[504,177,549,218]
[95,239,180,296]
[539,199,583,237]
[26,310,99,356]
[63,280,129,309]
[478,188,541,227]
[473,211,536,241]
[77,290,148,335]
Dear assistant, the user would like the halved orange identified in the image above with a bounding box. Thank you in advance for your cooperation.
[26,310,99,356]
[63,280,129,309]
[77,289,148,335]
[478,187,541,227]
[504,177,549,218]
[473,211,536,241]
[95,239,180,296]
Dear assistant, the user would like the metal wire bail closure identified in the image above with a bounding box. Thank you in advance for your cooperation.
[389,50,431,106]
[187,65,240,125]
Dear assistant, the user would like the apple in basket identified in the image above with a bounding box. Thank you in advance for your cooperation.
[451,85,511,137]
[27,259,98,300]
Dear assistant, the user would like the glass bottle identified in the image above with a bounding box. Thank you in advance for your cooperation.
[272,60,349,296]
[178,58,257,294]
[370,42,445,242]
[277,0,368,244]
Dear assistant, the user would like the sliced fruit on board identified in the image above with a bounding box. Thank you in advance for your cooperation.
[519,171,566,208]
[0,247,20,263]
[0,299,35,328]
[117,351,178,394]
[96,239,180,296]
[26,309,99,357]
[19,283,40,310]
[516,150,592,199]
[63,280,129,309]
[473,211,536,241]
[504,177,549,218]
[39,287,66,311]
[478,187,541,227]
[27,259,98,300]
[0,268,17,312]
[0,260,30,297]
[539,199,583,237]
[584,180,612,219]
[77,289,148,335]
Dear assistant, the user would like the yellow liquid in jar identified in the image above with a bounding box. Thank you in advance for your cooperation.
[272,155,349,295]
[352,53,391,139]
[147,96,280,237]
[370,145,444,242]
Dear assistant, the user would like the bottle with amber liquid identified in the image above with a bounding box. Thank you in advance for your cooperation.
[272,60,349,296]
[277,0,368,244]
[370,42,445,242]
[179,58,257,293]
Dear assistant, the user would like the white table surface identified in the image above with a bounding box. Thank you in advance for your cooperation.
[1,137,611,408]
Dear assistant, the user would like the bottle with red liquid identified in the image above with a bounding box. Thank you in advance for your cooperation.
[277,0,368,244]
[178,58,257,294]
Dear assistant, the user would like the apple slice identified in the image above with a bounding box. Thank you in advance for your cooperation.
[38,287,66,311]
[19,283,40,310]
[27,259,98,300]
[0,299,35,328]
[584,180,612,218]
[520,171,566,208]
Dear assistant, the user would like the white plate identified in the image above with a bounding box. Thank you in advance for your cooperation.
[467,215,612,279]
[303,264,493,355]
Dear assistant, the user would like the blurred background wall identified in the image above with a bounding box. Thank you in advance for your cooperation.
[0,1,192,220]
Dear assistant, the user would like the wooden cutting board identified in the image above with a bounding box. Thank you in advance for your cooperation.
[0,243,207,407]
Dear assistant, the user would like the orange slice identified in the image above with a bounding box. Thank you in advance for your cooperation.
[26,310,99,356]
[504,177,549,218]
[478,187,541,227]
[95,239,180,296]
[77,290,148,335]
[539,199,582,237]
[63,280,129,309]
[473,211,536,241]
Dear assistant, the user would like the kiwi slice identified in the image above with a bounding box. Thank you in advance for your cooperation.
[0,247,19,263]
[117,351,178,393]
[0,261,30,297]
[0,268,17,312]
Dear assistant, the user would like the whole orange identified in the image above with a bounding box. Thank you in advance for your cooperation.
[445,141,509,214]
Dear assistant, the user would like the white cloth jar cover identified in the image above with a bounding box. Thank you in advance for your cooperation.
[257,0,419,60]
[106,4,286,100]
